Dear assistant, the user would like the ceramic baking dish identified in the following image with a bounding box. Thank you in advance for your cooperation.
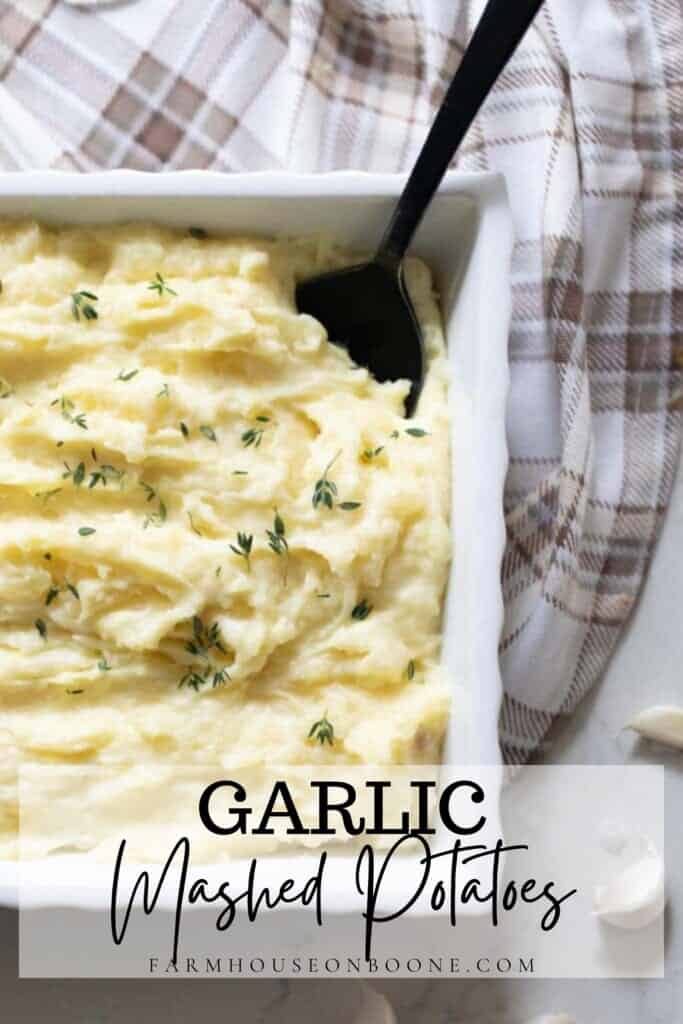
[0,170,512,911]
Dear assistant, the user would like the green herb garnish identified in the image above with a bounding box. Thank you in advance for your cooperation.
[266,509,289,584]
[0,377,12,399]
[351,598,372,621]
[97,656,111,672]
[117,369,139,382]
[52,396,87,430]
[361,446,384,463]
[148,273,177,297]
[229,532,253,572]
[180,422,190,438]
[312,451,340,510]
[179,616,230,691]
[188,227,207,240]
[35,618,47,640]
[62,461,86,487]
[405,659,416,681]
[34,488,62,505]
[78,527,96,536]
[405,428,430,438]
[200,425,217,442]
[157,383,170,399]
[308,715,334,746]
[241,416,270,448]
[89,464,125,489]
[71,290,99,321]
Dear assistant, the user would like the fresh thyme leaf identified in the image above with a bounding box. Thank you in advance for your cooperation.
[339,501,362,511]
[97,656,111,671]
[351,598,372,621]
[361,446,384,463]
[116,369,139,382]
[148,272,177,297]
[65,582,80,600]
[91,448,98,462]
[405,659,416,681]
[232,470,248,476]
[0,377,12,399]
[308,715,334,746]
[200,425,217,442]
[62,461,86,487]
[143,495,167,529]
[180,422,190,438]
[139,481,156,502]
[316,592,331,599]
[215,566,222,577]
[71,290,99,322]
[34,488,62,505]
[405,428,430,437]
[35,618,47,640]
[229,531,253,571]
[78,527,96,536]
[54,396,88,430]
[390,430,400,439]
[312,450,340,510]
[179,616,230,691]
[66,689,84,695]
[45,586,60,606]
[187,511,202,536]
[188,227,207,240]
[266,509,289,584]
[241,415,271,448]
[89,464,125,489]
[157,383,170,398]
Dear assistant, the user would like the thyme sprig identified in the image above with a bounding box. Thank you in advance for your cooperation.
[139,481,167,529]
[241,415,270,448]
[361,446,384,463]
[229,532,253,572]
[148,272,177,297]
[89,463,125,489]
[44,581,80,607]
[179,616,230,691]
[308,715,334,746]
[0,377,12,399]
[266,509,289,584]
[62,460,86,487]
[71,290,98,321]
[52,396,87,430]
[312,450,362,512]
[116,369,139,382]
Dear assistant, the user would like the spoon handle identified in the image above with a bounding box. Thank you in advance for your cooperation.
[377,0,545,266]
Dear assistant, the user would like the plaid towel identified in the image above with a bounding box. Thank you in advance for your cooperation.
[0,0,681,762]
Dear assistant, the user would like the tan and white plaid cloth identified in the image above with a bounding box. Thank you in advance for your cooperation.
[1,0,681,762]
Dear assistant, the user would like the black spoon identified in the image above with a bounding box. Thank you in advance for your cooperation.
[296,0,545,416]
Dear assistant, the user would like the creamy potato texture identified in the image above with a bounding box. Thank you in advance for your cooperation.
[0,221,451,857]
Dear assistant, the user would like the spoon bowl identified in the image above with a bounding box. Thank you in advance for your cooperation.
[296,259,423,416]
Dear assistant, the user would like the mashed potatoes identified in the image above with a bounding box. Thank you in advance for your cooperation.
[0,221,451,857]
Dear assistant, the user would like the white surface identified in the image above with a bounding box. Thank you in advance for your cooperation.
[0,170,510,911]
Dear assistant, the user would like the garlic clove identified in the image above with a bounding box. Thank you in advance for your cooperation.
[593,841,665,930]
[626,705,683,750]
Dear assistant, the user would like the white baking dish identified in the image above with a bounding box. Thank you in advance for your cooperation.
[0,170,512,911]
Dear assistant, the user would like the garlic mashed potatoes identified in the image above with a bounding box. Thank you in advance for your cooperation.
[0,221,451,857]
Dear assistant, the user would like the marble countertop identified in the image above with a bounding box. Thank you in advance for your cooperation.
[2,458,681,1023]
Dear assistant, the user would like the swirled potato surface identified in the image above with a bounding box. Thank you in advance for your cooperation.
[0,221,451,856]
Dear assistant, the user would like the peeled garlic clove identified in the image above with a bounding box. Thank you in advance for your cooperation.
[593,842,665,930]
[627,705,683,750]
